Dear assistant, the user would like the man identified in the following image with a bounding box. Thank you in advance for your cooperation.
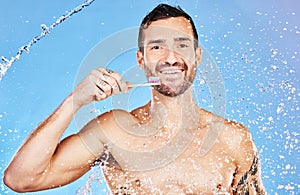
[4,4,265,194]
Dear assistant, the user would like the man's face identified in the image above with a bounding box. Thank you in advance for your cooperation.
[137,16,202,97]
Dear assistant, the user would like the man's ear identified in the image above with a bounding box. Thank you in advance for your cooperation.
[195,46,202,66]
[136,50,145,70]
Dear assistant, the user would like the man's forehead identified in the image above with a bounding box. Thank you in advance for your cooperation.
[143,17,194,37]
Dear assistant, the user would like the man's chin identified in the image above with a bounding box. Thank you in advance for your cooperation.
[153,83,191,97]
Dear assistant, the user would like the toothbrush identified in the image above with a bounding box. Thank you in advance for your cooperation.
[128,77,161,88]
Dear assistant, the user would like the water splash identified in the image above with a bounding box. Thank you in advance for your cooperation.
[0,0,95,81]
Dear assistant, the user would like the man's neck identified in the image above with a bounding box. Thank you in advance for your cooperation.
[149,88,198,130]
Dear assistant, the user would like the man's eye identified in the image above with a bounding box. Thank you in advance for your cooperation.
[178,43,188,48]
[151,45,161,50]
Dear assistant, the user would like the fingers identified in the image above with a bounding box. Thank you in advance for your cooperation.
[94,88,107,101]
[90,68,128,101]
[98,67,129,94]
[72,67,130,106]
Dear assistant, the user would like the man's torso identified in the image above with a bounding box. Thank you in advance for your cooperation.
[97,108,241,194]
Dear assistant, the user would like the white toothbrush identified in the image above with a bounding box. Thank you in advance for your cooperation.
[129,77,161,88]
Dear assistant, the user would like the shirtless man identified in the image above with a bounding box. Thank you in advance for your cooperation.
[4,4,265,194]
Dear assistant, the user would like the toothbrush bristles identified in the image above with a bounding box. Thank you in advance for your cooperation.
[149,77,160,84]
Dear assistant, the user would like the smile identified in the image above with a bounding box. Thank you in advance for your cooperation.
[159,69,184,74]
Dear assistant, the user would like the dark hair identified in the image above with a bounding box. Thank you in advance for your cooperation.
[138,4,198,52]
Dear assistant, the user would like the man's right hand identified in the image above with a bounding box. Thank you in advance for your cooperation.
[72,67,129,108]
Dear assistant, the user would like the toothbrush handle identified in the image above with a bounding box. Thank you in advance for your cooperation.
[128,83,160,88]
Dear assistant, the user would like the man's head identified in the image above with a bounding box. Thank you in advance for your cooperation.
[138,4,198,52]
[137,4,202,97]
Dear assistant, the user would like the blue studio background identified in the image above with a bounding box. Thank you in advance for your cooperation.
[0,0,299,194]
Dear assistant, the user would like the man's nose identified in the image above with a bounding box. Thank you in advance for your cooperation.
[164,48,178,66]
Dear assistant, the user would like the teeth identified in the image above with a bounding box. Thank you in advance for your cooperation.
[160,69,182,74]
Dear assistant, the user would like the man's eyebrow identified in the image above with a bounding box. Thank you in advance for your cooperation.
[146,39,166,45]
[174,37,192,42]
[146,37,192,45]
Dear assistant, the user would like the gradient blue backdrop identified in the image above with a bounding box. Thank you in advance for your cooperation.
[0,0,299,194]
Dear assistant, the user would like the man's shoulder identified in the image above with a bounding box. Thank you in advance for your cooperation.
[96,109,133,125]
[79,109,131,134]
[98,109,131,117]
[200,108,249,131]
[220,118,256,157]
[198,108,253,148]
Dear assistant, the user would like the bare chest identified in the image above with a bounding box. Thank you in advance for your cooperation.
[101,112,237,194]
[103,141,236,194]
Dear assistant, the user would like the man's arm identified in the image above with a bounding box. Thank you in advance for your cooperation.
[230,123,266,195]
[235,154,265,194]
[3,68,128,192]
[3,95,100,192]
